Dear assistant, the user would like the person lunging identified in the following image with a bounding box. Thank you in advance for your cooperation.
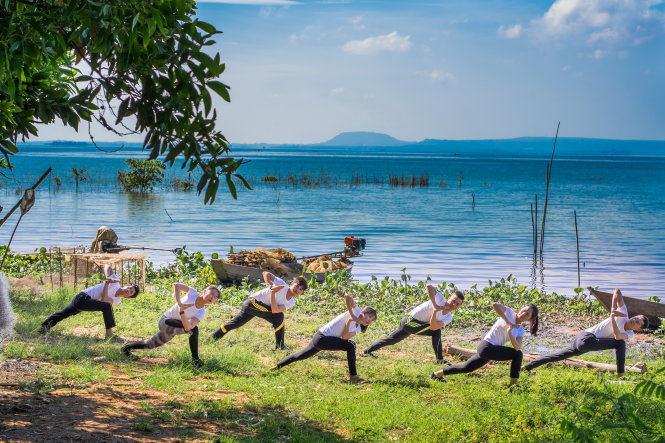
[122,283,220,367]
[208,272,307,349]
[431,302,539,387]
[272,293,377,382]
[363,284,464,363]
[524,288,648,377]
[41,264,139,339]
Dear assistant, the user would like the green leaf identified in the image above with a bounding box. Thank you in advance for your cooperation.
[194,20,217,35]
[207,80,231,102]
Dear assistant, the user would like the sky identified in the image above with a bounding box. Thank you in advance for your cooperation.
[40,0,665,143]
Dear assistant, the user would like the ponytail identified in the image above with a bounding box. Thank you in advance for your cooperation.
[527,303,539,336]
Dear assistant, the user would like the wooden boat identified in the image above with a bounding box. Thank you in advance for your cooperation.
[589,288,664,327]
[210,259,353,284]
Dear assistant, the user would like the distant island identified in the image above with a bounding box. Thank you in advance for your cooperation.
[19,132,665,156]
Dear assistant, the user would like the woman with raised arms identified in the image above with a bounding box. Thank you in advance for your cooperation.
[271,293,377,383]
[430,302,539,387]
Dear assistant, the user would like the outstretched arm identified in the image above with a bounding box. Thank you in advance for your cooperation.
[611,288,626,315]
[492,302,516,327]
[344,293,361,322]
[100,277,120,304]
[426,284,445,311]
[103,264,114,279]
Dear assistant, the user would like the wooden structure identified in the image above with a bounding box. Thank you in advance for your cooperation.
[443,344,646,374]
[590,289,664,328]
[211,259,353,284]
[69,252,148,291]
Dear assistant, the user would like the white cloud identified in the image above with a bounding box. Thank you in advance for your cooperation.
[429,70,455,83]
[197,0,300,4]
[349,15,366,31]
[498,24,523,39]
[531,0,665,45]
[330,87,345,96]
[342,31,412,55]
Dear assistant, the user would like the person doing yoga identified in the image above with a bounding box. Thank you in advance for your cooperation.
[271,293,377,383]
[431,302,539,387]
[208,272,307,349]
[122,283,220,367]
[362,284,464,363]
[524,288,648,376]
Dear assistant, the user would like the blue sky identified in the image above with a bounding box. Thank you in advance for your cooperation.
[44,0,665,143]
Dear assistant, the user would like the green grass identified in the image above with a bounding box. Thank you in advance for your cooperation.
[2,284,664,442]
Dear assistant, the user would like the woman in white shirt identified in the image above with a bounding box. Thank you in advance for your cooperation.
[431,302,539,386]
[363,284,464,363]
[272,294,377,383]
[122,283,220,367]
[524,288,648,376]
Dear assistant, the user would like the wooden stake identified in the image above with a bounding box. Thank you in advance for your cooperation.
[574,210,580,288]
[540,122,560,264]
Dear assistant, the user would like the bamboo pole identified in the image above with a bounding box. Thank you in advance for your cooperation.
[442,344,646,373]
[539,122,560,264]
[574,210,580,288]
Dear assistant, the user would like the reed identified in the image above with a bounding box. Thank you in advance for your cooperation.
[539,122,559,264]
[574,210,580,288]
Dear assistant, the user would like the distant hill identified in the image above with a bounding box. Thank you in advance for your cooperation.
[318,131,411,147]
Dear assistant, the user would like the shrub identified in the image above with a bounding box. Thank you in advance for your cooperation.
[117,159,165,192]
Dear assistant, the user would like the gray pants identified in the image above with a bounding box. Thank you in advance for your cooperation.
[142,316,190,349]
[127,316,200,361]
[524,331,626,373]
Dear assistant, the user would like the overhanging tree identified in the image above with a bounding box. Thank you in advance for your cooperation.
[0,0,250,203]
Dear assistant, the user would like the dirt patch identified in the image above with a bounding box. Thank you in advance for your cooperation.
[0,367,252,442]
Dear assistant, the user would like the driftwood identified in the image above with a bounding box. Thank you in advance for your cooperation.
[443,344,646,374]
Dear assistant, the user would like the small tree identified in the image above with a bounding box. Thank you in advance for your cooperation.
[71,167,88,192]
[117,159,165,192]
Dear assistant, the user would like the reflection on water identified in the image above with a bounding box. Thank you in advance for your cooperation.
[1,149,664,300]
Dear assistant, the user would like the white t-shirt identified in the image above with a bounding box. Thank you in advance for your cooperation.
[319,306,362,338]
[165,287,206,323]
[586,304,634,340]
[409,291,453,325]
[83,273,122,305]
[483,307,525,346]
[252,277,295,310]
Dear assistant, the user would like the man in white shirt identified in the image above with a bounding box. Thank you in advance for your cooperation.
[122,283,220,367]
[40,264,139,339]
[363,284,464,363]
[208,272,307,349]
[524,288,649,376]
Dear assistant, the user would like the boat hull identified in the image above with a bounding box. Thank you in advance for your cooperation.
[591,290,664,328]
[210,259,352,284]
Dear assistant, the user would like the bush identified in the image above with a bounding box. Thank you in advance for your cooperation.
[117,159,165,192]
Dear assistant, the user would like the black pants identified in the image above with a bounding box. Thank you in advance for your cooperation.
[364,316,443,360]
[443,340,523,379]
[42,292,116,330]
[215,297,285,348]
[276,331,358,376]
[524,331,627,373]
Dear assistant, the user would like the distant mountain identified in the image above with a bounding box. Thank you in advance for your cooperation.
[318,131,411,147]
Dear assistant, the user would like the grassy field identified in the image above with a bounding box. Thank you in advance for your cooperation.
[1,281,664,442]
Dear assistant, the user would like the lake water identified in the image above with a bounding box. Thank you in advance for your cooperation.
[2,141,664,299]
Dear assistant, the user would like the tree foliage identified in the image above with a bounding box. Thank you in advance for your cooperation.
[0,0,251,203]
[117,158,164,192]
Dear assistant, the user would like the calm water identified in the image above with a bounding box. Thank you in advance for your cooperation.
[2,142,665,299]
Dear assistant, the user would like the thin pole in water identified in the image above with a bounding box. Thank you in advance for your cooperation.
[574,210,580,288]
[540,122,560,264]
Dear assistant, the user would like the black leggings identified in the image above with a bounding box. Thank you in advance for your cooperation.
[443,340,523,379]
[524,331,627,373]
[212,297,285,347]
[276,331,358,376]
[42,292,116,330]
[364,316,443,359]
